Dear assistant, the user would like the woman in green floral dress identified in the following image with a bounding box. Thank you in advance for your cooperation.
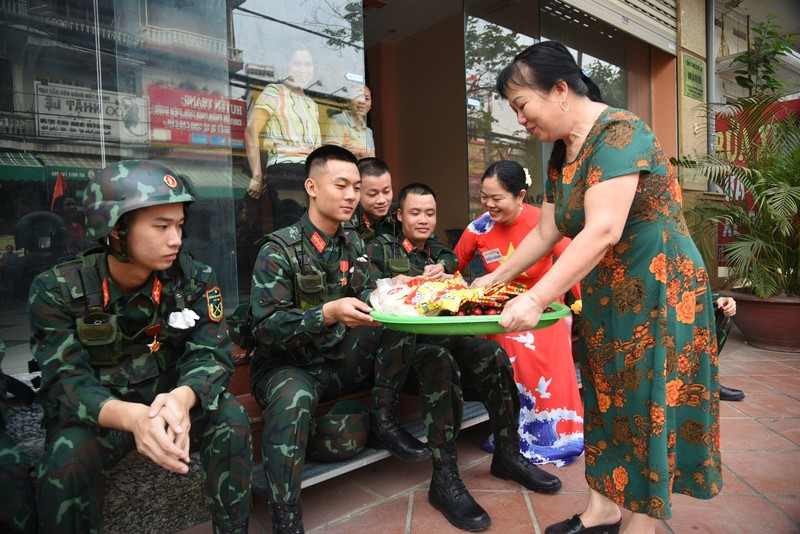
[475,41,722,534]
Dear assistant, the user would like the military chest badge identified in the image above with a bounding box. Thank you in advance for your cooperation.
[205,286,223,322]
[145,324,162,354]
[340,260,349,286]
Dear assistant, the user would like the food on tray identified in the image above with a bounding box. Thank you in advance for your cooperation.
[370,273,528,317]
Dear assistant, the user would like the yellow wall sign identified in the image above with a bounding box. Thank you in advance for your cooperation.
[683,53,705,101]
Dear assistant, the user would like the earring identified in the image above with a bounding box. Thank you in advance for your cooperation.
[559,100,569,112]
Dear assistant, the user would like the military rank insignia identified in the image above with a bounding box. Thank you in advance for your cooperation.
[310,231,326,253]
[205,286,223,322]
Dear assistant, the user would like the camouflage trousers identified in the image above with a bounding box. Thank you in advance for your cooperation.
[0,428,36,533]
[36,392,252,533]
[251,325,462,503]
[420,335,519,442]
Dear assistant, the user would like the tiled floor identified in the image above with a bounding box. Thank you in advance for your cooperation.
[188,324,800,533]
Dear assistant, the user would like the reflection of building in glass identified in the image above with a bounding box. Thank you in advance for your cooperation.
[0,0,247,309]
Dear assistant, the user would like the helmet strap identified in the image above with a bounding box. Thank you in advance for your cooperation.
[105,217,131,263]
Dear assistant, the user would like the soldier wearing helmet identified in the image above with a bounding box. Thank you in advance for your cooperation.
[29,160,252,533]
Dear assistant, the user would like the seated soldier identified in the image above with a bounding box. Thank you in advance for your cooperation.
[367,183,564,500]
[249,145,495,533]
[351,157,397,242]
[29,161,252,533]
[0,340,36,533]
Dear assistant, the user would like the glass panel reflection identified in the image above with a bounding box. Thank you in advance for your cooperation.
[0,0,365,373]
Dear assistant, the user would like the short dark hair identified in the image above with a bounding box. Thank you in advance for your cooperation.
[357,157,390,178]
[306,145,358,178]
[482,160,527,197]
[398,182,436,210]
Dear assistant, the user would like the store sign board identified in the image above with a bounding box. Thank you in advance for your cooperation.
[682,53,705,101]
[147,85,245,148]
[34,82,150,144]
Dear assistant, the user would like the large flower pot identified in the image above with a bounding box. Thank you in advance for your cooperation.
[722,290,800,352]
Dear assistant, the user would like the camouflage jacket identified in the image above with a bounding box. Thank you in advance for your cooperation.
[0,341,6,420]
[249,212,374,366]
[367,232,458,278]
[349,203,398,243]
[29,249,233,429]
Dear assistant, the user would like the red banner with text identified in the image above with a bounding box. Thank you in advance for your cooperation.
[147,85,245,149]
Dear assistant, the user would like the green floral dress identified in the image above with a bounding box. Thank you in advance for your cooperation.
[548,108,722,519]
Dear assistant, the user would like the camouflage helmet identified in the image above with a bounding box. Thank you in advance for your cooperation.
[307,400,370,462]
[83,160,194,240]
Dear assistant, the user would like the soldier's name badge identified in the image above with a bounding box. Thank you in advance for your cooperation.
[482,248,504,264]
[205,286,223,322]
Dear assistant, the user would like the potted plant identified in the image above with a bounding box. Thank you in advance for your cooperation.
[679,15,799,352]
[680,94,800,351]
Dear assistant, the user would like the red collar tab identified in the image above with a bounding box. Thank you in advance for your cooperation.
[310,231,326,253]
[102,278,110,308]
[362,213,372,228]
[401,238,414,253]
[152,277,162,305]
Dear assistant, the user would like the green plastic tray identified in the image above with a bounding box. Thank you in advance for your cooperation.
[370,302,570,335]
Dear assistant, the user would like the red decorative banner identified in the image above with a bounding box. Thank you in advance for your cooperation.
[715,99,800,265]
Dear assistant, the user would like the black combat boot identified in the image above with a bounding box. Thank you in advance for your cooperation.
[368,386,431,461]
[214,517,249,533]
[428,446,491,531]
[269,502,304,534]
[491,436,562,493]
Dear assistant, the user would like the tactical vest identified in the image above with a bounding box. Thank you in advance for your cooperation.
[52,249,204,369]
[271,224,369,309]
[244,225,370,366]
[375,234,425,277]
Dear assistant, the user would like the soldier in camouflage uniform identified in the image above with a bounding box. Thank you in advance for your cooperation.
[29,161,251,533]
[0,341,36,533]
[368,182,458,279]
[250,145,493,532]
[367,183,564,503]
[350,157,398,242]
[347,160,429,461]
